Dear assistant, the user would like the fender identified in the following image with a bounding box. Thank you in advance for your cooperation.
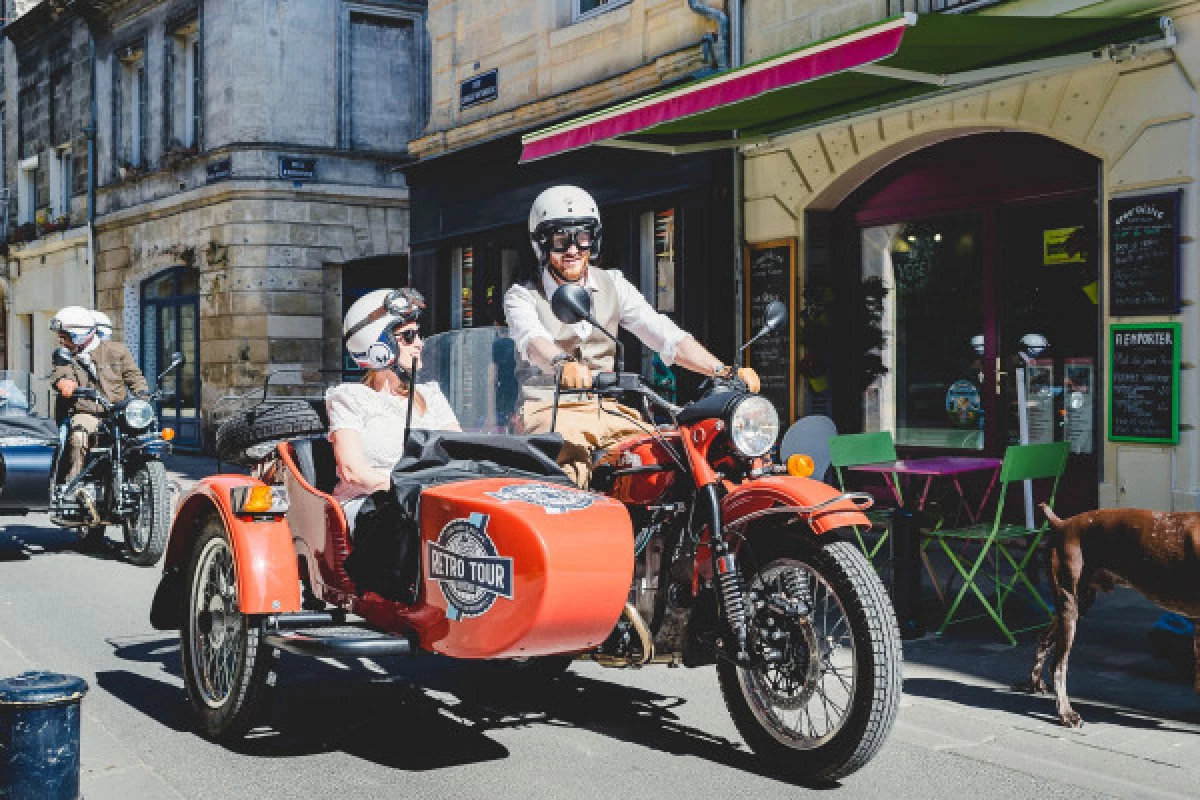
[722,475,872,535]
[150,475,302,630]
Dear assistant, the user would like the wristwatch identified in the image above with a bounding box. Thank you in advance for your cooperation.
[712,364,733,379]
[551,352,576,367]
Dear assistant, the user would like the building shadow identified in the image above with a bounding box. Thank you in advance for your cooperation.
[108,636,827,787]
[0,522,124,563]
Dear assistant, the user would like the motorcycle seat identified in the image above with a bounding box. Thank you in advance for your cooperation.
[289,437,338,495]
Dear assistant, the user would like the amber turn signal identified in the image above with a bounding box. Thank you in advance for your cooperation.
[787,453,815,478]
[161,427,176,441]
[230,485,289,516]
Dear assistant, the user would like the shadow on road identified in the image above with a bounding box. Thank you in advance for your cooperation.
[0,523,126,563]
[108,636,827,787]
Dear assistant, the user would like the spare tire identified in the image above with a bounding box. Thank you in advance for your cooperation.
[215,400,328,466]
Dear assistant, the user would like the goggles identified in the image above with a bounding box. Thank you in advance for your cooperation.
[344,288,426,342]
[546,225,596,253]
[50,319,94,346]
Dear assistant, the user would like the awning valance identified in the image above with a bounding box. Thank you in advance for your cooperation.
[520,13,1173,162]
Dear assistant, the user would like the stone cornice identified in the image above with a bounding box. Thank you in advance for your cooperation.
[410,44,707,160]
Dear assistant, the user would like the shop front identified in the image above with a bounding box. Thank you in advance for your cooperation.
[406,136,735,392]
[516,11,1197,512]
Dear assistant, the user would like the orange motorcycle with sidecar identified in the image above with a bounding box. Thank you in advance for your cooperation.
[149,288,901,782]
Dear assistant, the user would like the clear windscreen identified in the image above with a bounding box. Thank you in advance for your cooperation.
[416,327,525,434]
[0,371,36,417]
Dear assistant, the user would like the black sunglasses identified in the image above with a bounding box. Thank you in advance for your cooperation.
[548,226,595,253]
[394,327,422,345]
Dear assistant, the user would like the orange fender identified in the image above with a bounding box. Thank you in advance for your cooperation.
[158,476,302,619]
[722,476,871,535]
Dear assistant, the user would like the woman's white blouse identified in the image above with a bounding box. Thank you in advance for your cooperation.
[325,381,458,503]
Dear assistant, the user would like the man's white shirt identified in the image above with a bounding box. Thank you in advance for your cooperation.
[504,268,690,367]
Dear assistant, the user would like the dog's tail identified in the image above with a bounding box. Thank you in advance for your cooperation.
[1040,503,1065,529]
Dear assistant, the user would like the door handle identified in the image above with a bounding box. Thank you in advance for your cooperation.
[994,357,1007,396]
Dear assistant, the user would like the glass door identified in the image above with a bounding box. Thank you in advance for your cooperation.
[141,268,201,449]
[861,214,991,451]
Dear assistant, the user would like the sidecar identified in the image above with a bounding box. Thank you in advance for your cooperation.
[0,372,60,513]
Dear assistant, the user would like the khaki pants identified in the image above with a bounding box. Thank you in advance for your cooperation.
[522,400,645,488]
[65,413,101,482]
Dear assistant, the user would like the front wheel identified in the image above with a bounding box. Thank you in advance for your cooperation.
[179,518,275,742]
[122,460,170,567]
[717,537,902,782]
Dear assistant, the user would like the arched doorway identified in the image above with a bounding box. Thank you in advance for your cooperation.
[141,267,201,449]
[815,133,1100,513]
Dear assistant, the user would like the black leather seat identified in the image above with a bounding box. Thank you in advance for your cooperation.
[290,437,338,495]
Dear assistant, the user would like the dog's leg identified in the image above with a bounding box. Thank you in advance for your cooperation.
[1052,592,1083,727]
[1015,621,1055,694]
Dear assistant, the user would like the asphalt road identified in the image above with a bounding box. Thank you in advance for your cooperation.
[1,456,1197,799]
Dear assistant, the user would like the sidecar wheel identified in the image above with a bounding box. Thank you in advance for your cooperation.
[717,537,902,782]
[123,461,170,567]
[180,518,275,742]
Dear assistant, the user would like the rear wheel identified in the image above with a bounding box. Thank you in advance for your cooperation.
[717,536,902,782]
[215,401,327,467]
[180,518,275,742]
[123,461,170,567]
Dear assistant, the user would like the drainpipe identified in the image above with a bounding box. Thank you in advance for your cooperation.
[85,28,98,309]
[687,0,728,71]
[729,0,744,349]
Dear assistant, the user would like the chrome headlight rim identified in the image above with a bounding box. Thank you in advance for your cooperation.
[123,398,155,431]
[728,394,780,458]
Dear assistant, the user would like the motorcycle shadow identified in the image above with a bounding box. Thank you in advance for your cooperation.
[0,522,126,563]
[109,637,827,786]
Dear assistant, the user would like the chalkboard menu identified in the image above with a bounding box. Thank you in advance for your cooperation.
[1110,191,1181,316]
[1109,322,1179,444]
[744,239,795,421]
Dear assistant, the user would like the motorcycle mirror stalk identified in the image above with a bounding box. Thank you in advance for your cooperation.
[156,351,186,385]
[735,300,787,369]
[551,284,624,373]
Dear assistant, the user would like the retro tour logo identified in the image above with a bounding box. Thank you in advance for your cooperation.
[485,482,596,514]
[427,512,513,620]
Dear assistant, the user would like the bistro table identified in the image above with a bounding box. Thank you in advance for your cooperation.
[846,455,1004,634]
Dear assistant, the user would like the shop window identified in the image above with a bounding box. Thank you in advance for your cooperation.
[165,19,201,153]
[574,0,629,22]
[114,44,149,170]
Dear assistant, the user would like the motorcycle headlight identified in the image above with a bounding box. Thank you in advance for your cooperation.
[123,398,155,431]
[728,395,780,458]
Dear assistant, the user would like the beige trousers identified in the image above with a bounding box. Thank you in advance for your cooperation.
[65,412,101,482]
[522,400,645,488]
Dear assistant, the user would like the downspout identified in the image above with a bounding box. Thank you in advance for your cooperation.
[729,0,744,350]
[85,28,98,309]
[687,0,728,71]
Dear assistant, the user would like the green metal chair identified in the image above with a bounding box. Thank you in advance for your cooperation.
[830,431,902,562]
[926,441,1069,645]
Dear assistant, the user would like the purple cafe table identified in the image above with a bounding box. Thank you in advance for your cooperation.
[847,456,1003,524]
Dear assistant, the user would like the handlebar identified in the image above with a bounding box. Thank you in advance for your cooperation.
[558,371,682,417]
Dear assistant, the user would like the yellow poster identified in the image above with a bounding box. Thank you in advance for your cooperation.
[1043,226,1087,265]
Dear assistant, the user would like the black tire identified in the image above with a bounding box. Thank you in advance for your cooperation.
[214,400,327,466]
[717,536,902,782]
[180,517,276,742]
[123,461,171,567]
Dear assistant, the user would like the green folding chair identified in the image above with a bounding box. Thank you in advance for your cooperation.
[830,431,902,562]
[926,441,1069,645]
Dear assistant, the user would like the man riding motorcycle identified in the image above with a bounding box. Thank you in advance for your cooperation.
[50,305,149,522]
[503,184,759,487]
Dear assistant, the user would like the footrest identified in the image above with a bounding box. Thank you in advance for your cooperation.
[264,627,415,658]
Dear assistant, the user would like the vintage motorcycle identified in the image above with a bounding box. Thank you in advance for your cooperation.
[151,290,901,781]
[46,349,184,565]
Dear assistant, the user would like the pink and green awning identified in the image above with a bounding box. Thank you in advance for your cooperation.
[520,13,1172,162]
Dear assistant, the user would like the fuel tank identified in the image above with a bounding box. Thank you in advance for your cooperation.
[416,477,634,659]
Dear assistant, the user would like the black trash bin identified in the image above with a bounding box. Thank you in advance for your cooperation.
[0,671,88,800]
[890,506,926,640]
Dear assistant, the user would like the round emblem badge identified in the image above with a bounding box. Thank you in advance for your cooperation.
[427,513,513,619]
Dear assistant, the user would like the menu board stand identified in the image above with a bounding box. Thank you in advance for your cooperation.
[1109,323,1180,444]
[743,239,796,422]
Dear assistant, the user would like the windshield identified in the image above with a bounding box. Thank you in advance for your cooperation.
[0,371,36,417]
[416,327,526,434]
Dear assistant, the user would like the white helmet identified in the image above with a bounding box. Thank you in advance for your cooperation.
[528,184,602,265]
[343,288,425,371]
[50,305,97,348]
[92,310,113,340]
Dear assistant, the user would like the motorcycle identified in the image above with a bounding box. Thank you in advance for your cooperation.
[151,290,901,781]
[47,349,185,566]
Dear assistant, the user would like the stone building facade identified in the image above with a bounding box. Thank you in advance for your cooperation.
[3,0,426,448]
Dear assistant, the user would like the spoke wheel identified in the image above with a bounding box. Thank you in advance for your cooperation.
[180,518,274,742]
[718,537,902,782]
[122,461,170,567]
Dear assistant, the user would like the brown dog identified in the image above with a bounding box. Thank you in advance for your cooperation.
[1015,504,1200,727]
